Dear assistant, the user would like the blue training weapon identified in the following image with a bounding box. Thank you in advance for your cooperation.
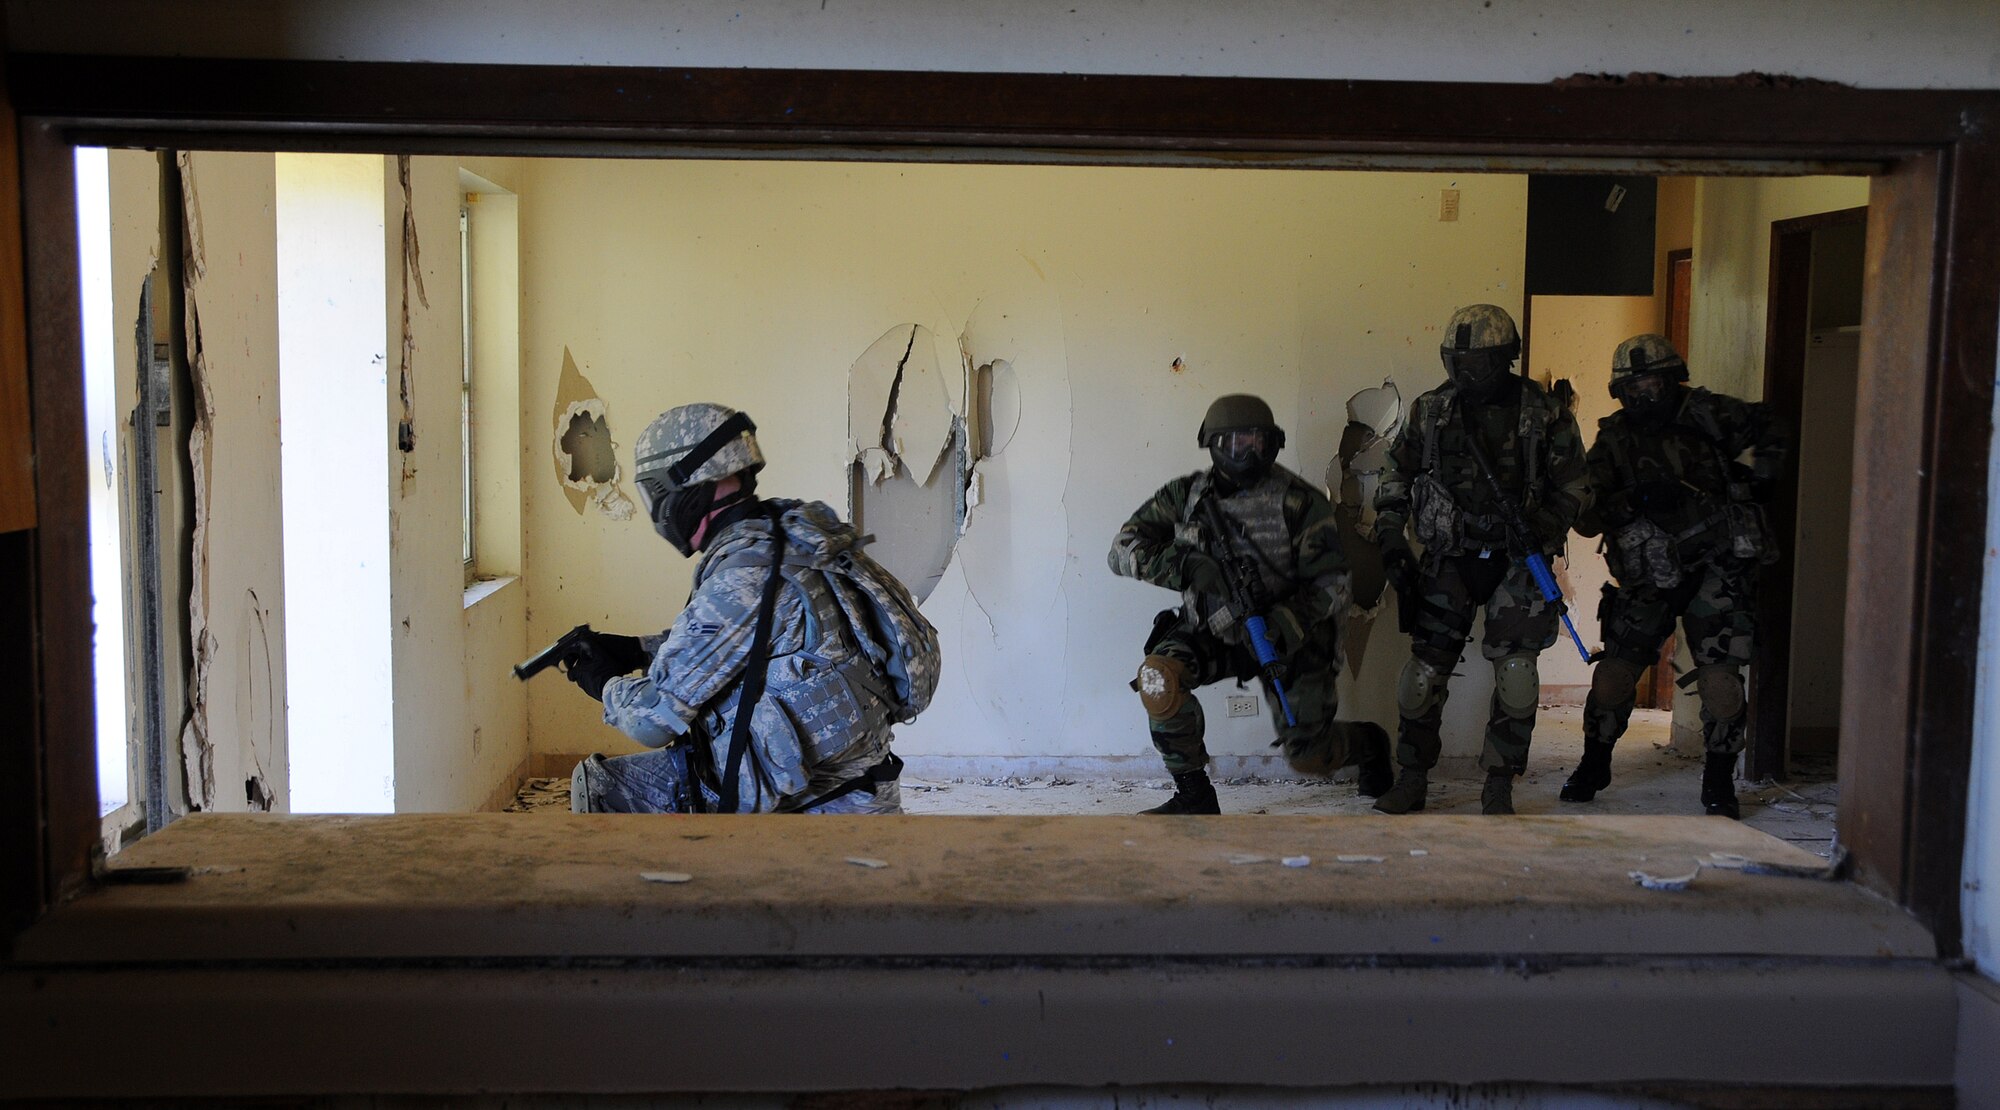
[1458,409,1598,664]
[1199,496,1299,726]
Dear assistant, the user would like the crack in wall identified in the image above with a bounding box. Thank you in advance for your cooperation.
[395,155,428,464]
[177,154,218,812]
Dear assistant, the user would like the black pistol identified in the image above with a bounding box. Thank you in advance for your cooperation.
[514,623,593,681]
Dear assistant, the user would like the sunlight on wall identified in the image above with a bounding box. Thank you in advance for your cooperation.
[276,153,394,813]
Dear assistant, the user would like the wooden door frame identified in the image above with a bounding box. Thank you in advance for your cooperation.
[1751,205,1870,783]
[2,58,1995,954]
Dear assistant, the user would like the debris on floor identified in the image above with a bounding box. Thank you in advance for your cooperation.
[640,871,693,884]
[1629,865,1701,891]
[846,856,891,869]
[506,777,571,813]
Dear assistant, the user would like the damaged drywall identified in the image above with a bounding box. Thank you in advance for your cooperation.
[846,323,973,602]
[173,151,290,814]
[551,347,635,520]
[395,155,427,460]
[1328,380,1404,676]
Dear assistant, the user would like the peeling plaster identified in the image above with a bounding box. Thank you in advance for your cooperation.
[846,323,972,602]
[551,347,635,520]
[395,155,428,461]
[1329,379,1404,676]
[177,155,218,812]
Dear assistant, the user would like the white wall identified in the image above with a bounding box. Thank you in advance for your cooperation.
[516,159,1529,771]
[7,1,1998,88]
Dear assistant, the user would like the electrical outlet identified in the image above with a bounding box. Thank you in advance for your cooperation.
[1226,695,1259,718]
[1439,188,1460,221]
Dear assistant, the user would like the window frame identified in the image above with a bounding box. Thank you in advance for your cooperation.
[3,57,1995,955]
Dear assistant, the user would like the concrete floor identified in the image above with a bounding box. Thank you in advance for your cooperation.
[515,707,1840,860]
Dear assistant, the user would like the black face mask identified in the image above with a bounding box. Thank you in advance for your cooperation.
[1207,426,1276,488]
[639,478,714,557]
[1617,374,1683,428]
[1442,348,1513,403]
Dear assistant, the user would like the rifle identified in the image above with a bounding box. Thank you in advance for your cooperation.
[1198,496,1299,727]
[514,623,594,681]
[1458,411,1598,663]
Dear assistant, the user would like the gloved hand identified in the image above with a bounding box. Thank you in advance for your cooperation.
[1180,551,1229,597]
[1631,479,1685,515]
[1378,531,1418,590]
[565,638,640,702]
[585,631,652,674]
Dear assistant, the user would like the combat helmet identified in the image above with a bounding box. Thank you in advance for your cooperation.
[1439,304,1522,396]
[1608,333,1689,393]
[1197,393,1286,487]
[633,402,766,555]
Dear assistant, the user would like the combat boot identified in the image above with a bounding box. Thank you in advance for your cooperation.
[1372,767,1428,814]
[1480,771,1516,815]
[1560,741,1615,803]
[1141,769,1220,815]
[1353,722,1394,798]
[1701,752,1741,819]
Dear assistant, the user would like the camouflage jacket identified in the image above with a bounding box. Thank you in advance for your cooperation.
[1373,377,1588,556]
[1577,386,1788,548]
[601,500,904,814]
[1107,464,1350,656]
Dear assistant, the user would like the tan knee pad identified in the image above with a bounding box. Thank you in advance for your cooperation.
[1136,654,1193,721]
[1396,656,1451,719]
[1693,664,1745,720]
[1493,652,1540,720]
[1590,656,1646,703]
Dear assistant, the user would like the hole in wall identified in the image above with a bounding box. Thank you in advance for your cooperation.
[560,410,616,484]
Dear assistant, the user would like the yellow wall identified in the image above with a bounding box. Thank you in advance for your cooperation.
[1689,175,1869,400]
[515,160,1531,770]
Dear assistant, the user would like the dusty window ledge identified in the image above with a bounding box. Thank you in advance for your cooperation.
[14,812,1934,965]
[462,575,518,609]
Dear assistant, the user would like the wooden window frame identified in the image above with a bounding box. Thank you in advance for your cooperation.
[2,58,1994,954]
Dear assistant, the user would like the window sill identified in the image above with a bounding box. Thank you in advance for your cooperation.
[462,574,517,610]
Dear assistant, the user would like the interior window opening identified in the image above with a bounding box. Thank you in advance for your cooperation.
[74,149,1862,867]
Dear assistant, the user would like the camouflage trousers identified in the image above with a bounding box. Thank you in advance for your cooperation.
[1398,553,1561,775]
[1138,612,1358,776]
[1586,558,1756,756]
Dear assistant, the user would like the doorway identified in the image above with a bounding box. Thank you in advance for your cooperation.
[1752,207,1867,782]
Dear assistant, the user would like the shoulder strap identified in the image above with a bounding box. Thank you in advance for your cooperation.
[715,508,788,815]
[777,752,904,814]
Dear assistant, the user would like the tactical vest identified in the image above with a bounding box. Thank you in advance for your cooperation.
[1174,468,1299,644]
[1410,384,1555,554]
[1599,388,1775,569]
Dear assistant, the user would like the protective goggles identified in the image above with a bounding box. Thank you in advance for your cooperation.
[1207,427,1271,462]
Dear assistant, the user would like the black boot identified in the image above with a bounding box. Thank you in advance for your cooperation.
[1480,771,1516,816]
[1372,767,1428,814]
[1141,769,1220,815]
[1560,741,1615,803]
[1701,752,1741,819]
[1353,721,1394,799]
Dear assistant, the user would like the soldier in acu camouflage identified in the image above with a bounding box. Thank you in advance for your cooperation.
[564,402,937,815]
[1562,334,1786,819]
[1108,394,1392,814]
[1372,304,1590,816]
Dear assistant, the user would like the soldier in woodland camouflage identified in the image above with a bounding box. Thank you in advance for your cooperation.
[1108,393,1392,814]
[1372,304,1589,816]
[1562,334,1786,819]
[565,402,938,815]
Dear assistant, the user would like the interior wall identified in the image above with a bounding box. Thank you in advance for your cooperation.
[1524,295,1658,701]
[175,150,289,813]
[516,160,1529,773]
[1687,176,1869,404]
[388,156,534,812]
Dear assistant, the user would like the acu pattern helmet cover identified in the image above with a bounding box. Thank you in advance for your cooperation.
[633,402,767,491]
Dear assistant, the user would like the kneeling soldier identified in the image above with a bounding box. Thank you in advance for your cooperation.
[1565,335,1786,818]
[1108,394,1392,814]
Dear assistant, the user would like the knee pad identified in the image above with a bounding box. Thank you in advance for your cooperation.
[1590,656,1645,704]
[1396,656,1451,719]
[1693,664,1745,721]
[1136,654,1193,722]
[1493,652,1540,720]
